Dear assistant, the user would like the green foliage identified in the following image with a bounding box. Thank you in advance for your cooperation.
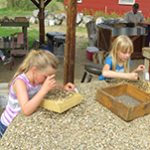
[46,1,65,13]
[76,26,86,34]
[0,8,32,17]
[146,18,150,23]
[0,27,22,37]
[82,8,94,16]
[0,1,65,16]
[7,0,36,10]
[28,29,39,49]
[5,0,64,12]
[82,8,122,19]
[0,0,7,8]
[95,11,121,19]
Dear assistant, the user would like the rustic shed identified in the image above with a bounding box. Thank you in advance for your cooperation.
[64,0,150,18]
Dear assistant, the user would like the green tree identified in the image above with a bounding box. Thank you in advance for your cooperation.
[7,0,36,10]
[7,0,15,8]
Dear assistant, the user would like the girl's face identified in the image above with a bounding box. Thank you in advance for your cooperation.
[33,66,56,85]
[117,50,131,62]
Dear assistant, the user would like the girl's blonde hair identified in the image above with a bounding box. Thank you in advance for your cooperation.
[110,35,133,72]
[10,49,59,84]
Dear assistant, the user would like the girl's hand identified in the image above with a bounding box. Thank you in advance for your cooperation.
[135,65,145,72]
[128,72,139,80]
[64,82,75,91]
[41,74,56,94]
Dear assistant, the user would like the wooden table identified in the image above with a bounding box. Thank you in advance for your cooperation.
[0,21,29,51]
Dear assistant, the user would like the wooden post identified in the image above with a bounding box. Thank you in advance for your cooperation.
[38,0,45,45]
[64,0,77,84]
[31,0,52,45]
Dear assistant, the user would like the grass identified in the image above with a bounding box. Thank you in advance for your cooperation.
[0,27,22,36]
[0,8,32,17]
[28,28,39,48]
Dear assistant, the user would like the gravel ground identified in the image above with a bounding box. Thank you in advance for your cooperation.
[0,80,150,150]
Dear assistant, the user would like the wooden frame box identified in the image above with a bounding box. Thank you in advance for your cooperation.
[41,93,83,113]
[97,25,148,59]
[96,84,150,121]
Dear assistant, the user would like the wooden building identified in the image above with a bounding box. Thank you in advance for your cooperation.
[64,0,150,18]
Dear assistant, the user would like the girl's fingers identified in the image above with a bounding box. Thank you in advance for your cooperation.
[47,74,55,80]
[140,65,144,69]
[65,83,75,91]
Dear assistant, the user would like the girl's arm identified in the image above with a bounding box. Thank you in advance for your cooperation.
[102,64,139,80]
[14,76,56,116]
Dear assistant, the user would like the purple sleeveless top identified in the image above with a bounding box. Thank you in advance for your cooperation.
[0,73,40,126]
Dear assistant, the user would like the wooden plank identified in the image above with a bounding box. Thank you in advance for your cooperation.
[0,22,29,27]
[97,26,112,51]
[127,84,150,102]
[103,84,127,97]
[128,104,145,121]
[130,35,145,59]
[39,0,45,45]
[64,0,77,83]
[31,0,53,45]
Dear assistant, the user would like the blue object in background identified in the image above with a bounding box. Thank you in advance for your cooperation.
[40,44,53,53]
